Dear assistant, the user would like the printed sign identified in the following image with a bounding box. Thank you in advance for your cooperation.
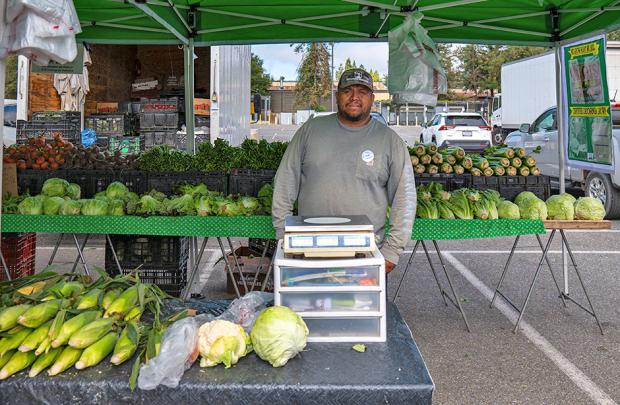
[31,44,84,75]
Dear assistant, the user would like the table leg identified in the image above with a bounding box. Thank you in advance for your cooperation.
[260,261,274,293]
[217,237,241,298]
[491,235,520,309]
[431,240,471,333]
[71,233,90,276]
[0,251,11,281]
[513,230,556,333]
[105,234,123,275]
[559,230,604,335]
[535,234,567,308]
[421,241,449,307]
[392,240,420,302]
[250,241,271,292]
[227,237,248,294]
[70,234,90,273]
[182,237,209,301]
[48,233,64,266]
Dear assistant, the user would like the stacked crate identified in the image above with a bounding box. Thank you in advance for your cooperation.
[85,113,139,153]
[139,98,179,150]
[17,111,81,144]
[0,233,37,281]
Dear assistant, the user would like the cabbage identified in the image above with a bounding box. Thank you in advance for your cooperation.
[60,200,81,215]
[514,191,537,206]
[125,192,139,202]
[108,199,125,216]
[195,196,212,216]
[250,306,308,368]
[546,195,574,220]
[42,178,69,197]
[66,183,81,200]
[81,199,109,216]
[136,195,162,215]
[574,197,606,220]
[18,196,44,215]
[43,196,65,215]
[106,182,129,200]
[167,195,196,215]
[497,201,520,219]
[560,192,576,204]
[198,320,252,368]
[519,197,548,220]
[239,196,260,215]
[94,191,108,201]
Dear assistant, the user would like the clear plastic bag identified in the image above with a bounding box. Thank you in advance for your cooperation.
[388,13,447,106]
[217,291,273,333]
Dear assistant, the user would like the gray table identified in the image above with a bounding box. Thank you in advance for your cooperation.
[0,302,434,405]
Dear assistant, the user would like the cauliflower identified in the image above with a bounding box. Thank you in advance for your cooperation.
[197,320,252,368]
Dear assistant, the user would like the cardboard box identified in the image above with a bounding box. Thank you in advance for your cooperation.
[194,98,211,116]
[2,163,17,197]
[97,102,118,113]
[226,247,273,293]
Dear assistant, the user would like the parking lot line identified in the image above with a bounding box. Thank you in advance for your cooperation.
[442,252,617,405]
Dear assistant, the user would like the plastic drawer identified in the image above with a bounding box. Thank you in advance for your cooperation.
[303,317,382,339]
[280,291,381,313]
[279,265,380,287]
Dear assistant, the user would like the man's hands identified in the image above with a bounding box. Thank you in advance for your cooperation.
[385,260,396,274]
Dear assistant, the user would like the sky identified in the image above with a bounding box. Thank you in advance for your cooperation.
[251,42,389,81]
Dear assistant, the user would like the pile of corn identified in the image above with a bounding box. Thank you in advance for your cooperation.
[408,144,541,177]
[0,271,171,386]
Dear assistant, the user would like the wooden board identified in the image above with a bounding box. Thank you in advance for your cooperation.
[543,220,612,230]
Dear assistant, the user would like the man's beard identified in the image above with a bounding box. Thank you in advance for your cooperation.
[337,102,371,122]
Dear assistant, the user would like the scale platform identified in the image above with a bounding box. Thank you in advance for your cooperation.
[283,215,376,258]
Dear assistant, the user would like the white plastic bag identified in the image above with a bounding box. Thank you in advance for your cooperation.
[217,291,273,333]
[388,13,447,106]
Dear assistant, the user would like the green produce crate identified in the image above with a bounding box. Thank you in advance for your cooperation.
[109,136,141,155]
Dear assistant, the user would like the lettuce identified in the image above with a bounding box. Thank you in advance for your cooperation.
[574,197,605,220]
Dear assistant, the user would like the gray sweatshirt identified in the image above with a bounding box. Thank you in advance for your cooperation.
[272,114,416,264]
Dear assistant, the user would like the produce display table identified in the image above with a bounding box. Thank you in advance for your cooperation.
[0,300,434,405]
[491,220,609,334]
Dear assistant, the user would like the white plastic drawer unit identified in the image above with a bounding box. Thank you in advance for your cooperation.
[303,317,385,342]
[278,266,380,287]
[279,291,381,313]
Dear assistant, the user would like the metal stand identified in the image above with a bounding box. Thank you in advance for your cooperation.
[491,231,604,334]
[393,240,471,332]
[0,251,12,281]
[181,237,209,300]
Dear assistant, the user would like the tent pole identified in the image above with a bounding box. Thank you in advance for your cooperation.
[0,56,5,240]
[555,45,569,295]
[184,37,196,154]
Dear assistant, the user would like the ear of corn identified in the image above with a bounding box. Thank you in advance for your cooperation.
[104,286,138,319]
[51,310,99,348]
[35,337,51,356]
[28,346,62,377]
[0,349,16,369]
[16,281,46,296]
[123,307,142,322]
[75,332,118,370]
[48,346,82,376]
[75,288,102,310]
[111,322,140,365]
[0,304,32,331]
[59,282,84,298]
[0,350,36,379]
[101,289,122,310]
[145,327,164,362]
[0,326,34,356]
[19,320,53,352]
[68,318,114,349]
[17,299,66,328]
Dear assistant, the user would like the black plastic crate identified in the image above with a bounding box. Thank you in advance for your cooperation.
[16,120,80,144]
[139,111,178,130]
[105,235,188,297]
[176,132,210,149]
[17,169,66,195]
[64,169,116,198]
[140,131,178,150]
[85,113,137,136]
[146,171,227,195]
[114,170,148,195]
[140,98,179,112]
[448,174,471,191]
[248,238,278,257]
[228,169,277,197]
[32,111,81,126]
[415,173,450,190]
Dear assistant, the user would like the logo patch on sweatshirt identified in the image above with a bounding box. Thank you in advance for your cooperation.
[361,149,375,166]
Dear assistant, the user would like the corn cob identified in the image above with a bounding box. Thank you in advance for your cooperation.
[18,299,66,328]
[48,346,82,376]
[124,307,142,322]
[530,166,541,176]
[486,156,510,168]
[40,295,56,302]
[0,350,15,369]
[69,318,114,349]
[0,350,36,379]
[440,163,453,174]
[51,310,99,348]
[431,153,443,165]
[440,153,457,165]
[483,167,494,176]
[35,337,51,356]
[420,154,432,165]
[506,166,518,176]
[413,144,426,157]
[470,167,482,176]
[519,166,530,176]
[459,156,473,170]
[414,164,425,174]
[523,156,537,168]
[16,281,46,296]
[19,320,52,352]
[111,322,140,365]
[0,326,34,356]
[410,155,419,166]
[453,164,465,175]
[59,282,84,298]
[510,157,522,168]
[28,346,62,377]
[104,286,138,319]
[425,143,438,155]
[491,147,515,158]
[515,147,526,158]
[490,164,505,176]
[426,164,439,175]
[101,289,122,310]
[75,332,118,370]
[0,304,32,331]
[75,288,103,310]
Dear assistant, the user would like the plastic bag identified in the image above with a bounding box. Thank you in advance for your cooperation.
[388,13,447,106]
[217,291,273,333]
[81,128,96,147]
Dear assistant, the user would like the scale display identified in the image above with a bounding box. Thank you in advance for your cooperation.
[288,234,372,249]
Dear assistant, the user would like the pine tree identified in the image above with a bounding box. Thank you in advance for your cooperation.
[293,43,332,110]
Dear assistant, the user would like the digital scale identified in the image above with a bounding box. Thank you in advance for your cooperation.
[283,215,376,258]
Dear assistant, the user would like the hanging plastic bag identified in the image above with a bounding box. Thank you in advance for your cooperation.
[388,13,447,106]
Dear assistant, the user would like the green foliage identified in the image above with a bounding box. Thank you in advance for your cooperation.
[251,53,273,96]
[293,43,332,110]
[335,57,381,82]
[4,55,17,99]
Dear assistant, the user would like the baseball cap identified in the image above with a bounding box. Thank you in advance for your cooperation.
[338,68,373,91]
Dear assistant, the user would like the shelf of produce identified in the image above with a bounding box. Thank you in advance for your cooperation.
[543,220,612,230]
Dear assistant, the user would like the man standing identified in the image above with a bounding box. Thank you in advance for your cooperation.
[272,68,416,272]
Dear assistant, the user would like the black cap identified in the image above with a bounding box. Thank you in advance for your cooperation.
[338,68,373,91]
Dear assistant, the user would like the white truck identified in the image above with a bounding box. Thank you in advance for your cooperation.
[491,42,620,141]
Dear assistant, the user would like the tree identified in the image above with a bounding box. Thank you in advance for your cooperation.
[367,68,381,83]
[436,43,459,90]
[456,45,487,96]
[4,55,17,99]
[335,57,358,80]
[250,53,273,96]
[293,43,332,110]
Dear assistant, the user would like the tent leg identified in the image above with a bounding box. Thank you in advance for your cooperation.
[184,37,196,154]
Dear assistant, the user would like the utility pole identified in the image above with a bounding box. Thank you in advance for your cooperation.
[279,76,284,122]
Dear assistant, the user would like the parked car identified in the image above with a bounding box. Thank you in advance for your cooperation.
[420,112,492,151]
[505,106,620,218]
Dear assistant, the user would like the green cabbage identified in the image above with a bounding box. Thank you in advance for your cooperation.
[43,196,65,215]
[66,183,81,200]
[94,191,108,201]
[42,178,69,197]
[546,195,574,220]
[108,199,125,216]
[136,195,162,215]
[560,192,576,204]
[125,192,139,203]
[81,199,109,216]
[514,191,537,206]
[167,195,196,215]
[195,196,213,216]
[106,182,129,200]
[497,201,520,219]
[198,320,252,368]
[519,197,548,220]
[59,200,81,215]
[574,197,605,220]
[18,196,44,215]
[239,196,260,215]
[250,306,308,367]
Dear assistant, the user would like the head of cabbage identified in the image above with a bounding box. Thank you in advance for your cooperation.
[42,178,69,198]
[60,200,81,215]
[18,196,45,215]
[198,320,252,368]
[497,200,520,219]
[106,182,129,200]
[519,196,548,220]
[546,195,574,220]
[43,196,65,215]
[107,199,125,216]
[81,199,109,216]
[574,197,605,220]
[514,191,537,207]
[250,306,308,368]
[66,183,81,200]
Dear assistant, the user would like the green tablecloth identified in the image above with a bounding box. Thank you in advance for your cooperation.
[1,215,545,240]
